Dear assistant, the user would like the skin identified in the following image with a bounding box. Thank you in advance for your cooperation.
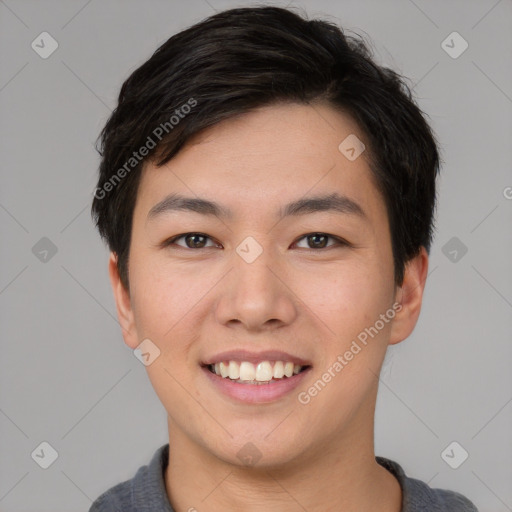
[109,102,428,512]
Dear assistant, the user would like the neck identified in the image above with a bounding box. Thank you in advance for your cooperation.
[164,392,401,512]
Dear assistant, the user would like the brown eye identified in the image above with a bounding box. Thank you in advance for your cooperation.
[307,233,329,248]
[184,233,208,248]
[294,233,348,249]
[166,233,218,249]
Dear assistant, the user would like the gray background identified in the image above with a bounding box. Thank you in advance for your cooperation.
[1,0,511,510]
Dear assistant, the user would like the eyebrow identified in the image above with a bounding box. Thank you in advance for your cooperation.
[147,192,367,221]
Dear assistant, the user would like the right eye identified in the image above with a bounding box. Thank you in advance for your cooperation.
[163,232,221,249]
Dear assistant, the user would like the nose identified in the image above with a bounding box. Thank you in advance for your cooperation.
[214,245,298,332]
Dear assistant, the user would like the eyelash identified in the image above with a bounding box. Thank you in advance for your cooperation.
[163,232,350,250]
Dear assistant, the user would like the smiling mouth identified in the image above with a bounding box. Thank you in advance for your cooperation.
[205,360,311,385]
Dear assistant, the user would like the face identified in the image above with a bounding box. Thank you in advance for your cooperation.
[110,102,426,468]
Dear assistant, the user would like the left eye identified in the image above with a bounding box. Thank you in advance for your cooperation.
[293,233,346,249]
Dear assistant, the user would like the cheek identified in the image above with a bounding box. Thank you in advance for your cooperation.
[129,253,205,339]
[296,273,393,435]
[129,263,201,401]
[297,259,393,343]
[128,254,224,383]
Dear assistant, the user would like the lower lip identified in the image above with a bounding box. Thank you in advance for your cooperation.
[201,366,311,404]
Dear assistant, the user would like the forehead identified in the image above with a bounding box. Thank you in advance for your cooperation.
[135,102,385,224]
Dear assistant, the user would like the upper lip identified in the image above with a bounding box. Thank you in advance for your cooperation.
[202,350,312,366]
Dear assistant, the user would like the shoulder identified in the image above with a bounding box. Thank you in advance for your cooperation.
[88,444,172,512]
[376,457,479,512]
[89,482,128,511]
[88,474,136,512]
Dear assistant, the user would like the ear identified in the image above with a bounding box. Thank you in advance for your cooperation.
[108,252,139,349]
[389,246,429,345]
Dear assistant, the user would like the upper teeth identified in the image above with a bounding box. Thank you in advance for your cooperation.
[211,361,303,382]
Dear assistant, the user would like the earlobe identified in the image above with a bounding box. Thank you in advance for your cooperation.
[388,247,429,346]
[108,253,139,349]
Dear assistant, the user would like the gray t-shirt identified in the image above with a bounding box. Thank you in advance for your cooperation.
[89,444,478,511]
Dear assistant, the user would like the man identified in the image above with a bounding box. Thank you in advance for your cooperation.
[90,6,478,511]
